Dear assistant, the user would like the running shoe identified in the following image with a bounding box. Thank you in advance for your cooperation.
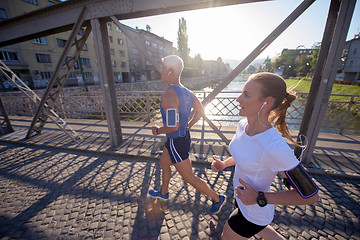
[149,189,169,201]
[209,194,227,214]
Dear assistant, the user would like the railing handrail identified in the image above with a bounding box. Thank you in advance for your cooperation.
[2,90,359,135]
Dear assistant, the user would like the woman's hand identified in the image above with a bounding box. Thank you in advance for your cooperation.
[211,156,226,172]
[235,178,258,205]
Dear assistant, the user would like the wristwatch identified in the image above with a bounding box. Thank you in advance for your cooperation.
[155,128,159,135]
[257,191,267,207]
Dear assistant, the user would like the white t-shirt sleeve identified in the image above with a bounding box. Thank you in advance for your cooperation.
[266,137,299,172]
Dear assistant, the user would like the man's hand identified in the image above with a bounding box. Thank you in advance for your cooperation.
[152,125,160,135]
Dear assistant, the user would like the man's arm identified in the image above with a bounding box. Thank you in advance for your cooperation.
[152,89,179,135]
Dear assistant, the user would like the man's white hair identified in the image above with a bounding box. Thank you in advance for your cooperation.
[162,55,184,77]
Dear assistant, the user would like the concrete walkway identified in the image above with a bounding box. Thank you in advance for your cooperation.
[0,116,359,239]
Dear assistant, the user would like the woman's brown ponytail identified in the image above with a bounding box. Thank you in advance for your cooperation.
[250,73,300,146]
[269,91,299,146]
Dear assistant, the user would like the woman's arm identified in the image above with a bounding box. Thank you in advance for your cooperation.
[236,178,319,206]
[266,189,319,205]
[211,156,236,172]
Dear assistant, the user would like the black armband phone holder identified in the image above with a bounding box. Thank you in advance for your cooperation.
[285,163,319,199]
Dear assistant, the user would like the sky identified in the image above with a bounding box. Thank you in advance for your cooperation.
[122,0,360,61]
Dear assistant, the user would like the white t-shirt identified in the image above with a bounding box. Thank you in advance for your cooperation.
[229,119,299,226]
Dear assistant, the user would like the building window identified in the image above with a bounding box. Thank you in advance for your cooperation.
[352,48,357,55]
[83,43,88,51]
[116,27,122,33]
[33,37,47,45]
[36,54,51,63]
[133,59,138,66]
[158,44,163,50]
[110,48,115,55]
[151,42,157,48]
[23,0,38,5]
[119,50,125,57]
[84,72,92,78]
[109,36,113,43]
[48,1,56,5]
[0,8,7,21]
[68,72,76,79]
[80,58,90,67]
[113,61,116,67]
[132,48,139,54]
[107,23,112,30]
[146,60,152,66]
[349,60,354,67]
[41,72,53,80]
[147,51,152,56]
[145,40,151,46]
[57,38,67,47]
[78,28,84,36]
[0,51,19,61]
[121,62,126,68]
[118,38,123,45]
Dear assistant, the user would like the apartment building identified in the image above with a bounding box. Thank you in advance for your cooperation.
[342,34,360,81]
[107,21,130,83]
[124,25,176,82]
[0,0,31,90]
[0,0,130,91]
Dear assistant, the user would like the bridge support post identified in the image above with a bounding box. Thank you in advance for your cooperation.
[91,18,123,147]
[300,0,356,164]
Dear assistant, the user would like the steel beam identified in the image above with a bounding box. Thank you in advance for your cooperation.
[27,7,90,139]
[302,0,356,163]
[0,96,14,135]
[294,0,340,159]
[0,60,81,142]
[0,0,269,47]
[91,18,123,147]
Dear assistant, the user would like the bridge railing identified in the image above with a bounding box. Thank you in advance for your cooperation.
[2,90,359,135]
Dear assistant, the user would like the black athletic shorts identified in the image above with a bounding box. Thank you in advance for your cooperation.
[228,201,267,238]
[165,131,191,164]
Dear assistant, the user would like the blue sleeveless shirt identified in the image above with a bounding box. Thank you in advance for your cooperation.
[160,85,194,139]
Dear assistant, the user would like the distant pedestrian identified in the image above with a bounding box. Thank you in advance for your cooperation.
[211,72,319,239]
[149,55,226,214]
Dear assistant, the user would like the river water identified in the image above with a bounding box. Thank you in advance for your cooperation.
[201,75,246,127]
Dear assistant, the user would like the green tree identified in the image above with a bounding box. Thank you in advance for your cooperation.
[216,57,227,74]
[263,56,273,72]
[177,18,190,66]
[187,54,204,77]
[274,50,297,78]
[192,54,204,75]
[247,65,256,74]
[310,42,321,72]
[297,55,312,76]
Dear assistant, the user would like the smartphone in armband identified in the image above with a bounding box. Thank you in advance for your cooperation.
[166,108,179,127]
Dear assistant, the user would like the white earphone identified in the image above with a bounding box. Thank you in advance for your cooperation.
[258,102,269,128]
